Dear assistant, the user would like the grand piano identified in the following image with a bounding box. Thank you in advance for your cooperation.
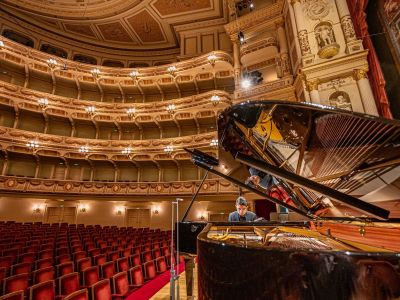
[180,101,400,300]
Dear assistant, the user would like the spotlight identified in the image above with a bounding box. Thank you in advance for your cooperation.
[241,78,251,89]
[238,31,245,44]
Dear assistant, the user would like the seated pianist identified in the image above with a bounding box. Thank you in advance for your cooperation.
[228,196,257,222]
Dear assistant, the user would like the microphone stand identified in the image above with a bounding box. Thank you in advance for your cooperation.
[170,197,183,299]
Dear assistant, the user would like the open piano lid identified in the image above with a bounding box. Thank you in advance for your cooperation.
[217,101,400,220]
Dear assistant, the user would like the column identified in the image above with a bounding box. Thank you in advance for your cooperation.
[275,20,290,76]
[306,79,321,104]
[2,158,8,175]
[233,41,241,89]
[290,0,312,58]
[354,69,378,116]
[335,0,362,53]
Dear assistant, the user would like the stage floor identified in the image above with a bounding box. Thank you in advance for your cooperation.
[150,263,198,299]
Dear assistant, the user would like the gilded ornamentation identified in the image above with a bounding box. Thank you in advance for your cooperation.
[315,22,340,59]
[353,69,368,81]
[298,30,311,55]
[341,16,357,42]
[6,179,16,188]
[281,54,291,75]
[329,91,352,111]
[303,0,330,20]
[306,79,320,92]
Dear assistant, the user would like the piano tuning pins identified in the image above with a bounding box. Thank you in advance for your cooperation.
[359,226,366,236]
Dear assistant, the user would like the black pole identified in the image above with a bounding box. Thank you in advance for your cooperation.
[236,153,390,220]
[181,170,209,222]
[193,161,312,219]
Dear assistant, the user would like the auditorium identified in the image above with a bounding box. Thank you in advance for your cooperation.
[0,0,399,299]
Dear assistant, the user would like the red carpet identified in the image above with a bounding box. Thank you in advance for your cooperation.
[126,262,185,300]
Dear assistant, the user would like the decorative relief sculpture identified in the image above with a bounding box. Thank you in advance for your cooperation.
[298,30,312,55]
[303,0,331,20]
[329,91,352,111]
[315,22,340,58]
[341,16,357,42]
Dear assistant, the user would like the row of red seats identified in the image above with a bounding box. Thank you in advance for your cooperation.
[1,255,178,300]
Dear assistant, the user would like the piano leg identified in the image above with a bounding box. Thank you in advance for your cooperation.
[183,254,196,298]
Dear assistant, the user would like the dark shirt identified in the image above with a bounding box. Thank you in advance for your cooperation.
[228,211,257,222]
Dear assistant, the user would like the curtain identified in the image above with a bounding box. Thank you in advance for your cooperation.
[347,0,393,118]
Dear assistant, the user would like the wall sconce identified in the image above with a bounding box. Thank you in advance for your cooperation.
[153,209,159,215]
[46,58,58,69]
[166,104,176,114]
[115,206,124,215]
[38,97,49,109]
[200,215,205,220]
[91,68,101,79]
[79,204,88,213]
[167,66,177,76]
[210,139,219,149]
[207,53,217,67]
[26,140,40,150]
[164,145,174,156]
[78,146,89,153]
[0,41,4,48]
[85,106,96,116]
[32,204,43,214]
[238,31,245,44]
[126,108,136,118]
[129,70,139,81]
[210,95,220,106]
[121,147,132,155]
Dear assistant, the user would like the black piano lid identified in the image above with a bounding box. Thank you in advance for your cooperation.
[217,100,400,220]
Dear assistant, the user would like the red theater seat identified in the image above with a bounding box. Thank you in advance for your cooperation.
[11,263,31,275]
[116,258,129,273]
[18,253,36,264]
[56,262,74,278]
[155,256,167,274]
[100,262,115,279]
[92,255,106,267]
[32,266,54,284]
[56,254,71,265]
[64,289,88,300]
[0,257,14,269]
[0,290,24,300]
[128,266,144,288]
[28,280,55,300]
[76,258,91,272]
[82,266,99,288]
[111,272,135,298]
[129,254,141,267]
[90,279,111,300]
[58,272,80,297]
[3,273,29,296]
[143,261,157,281]
[35,258,53,270]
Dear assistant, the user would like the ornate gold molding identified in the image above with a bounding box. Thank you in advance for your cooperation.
[0,126,217,157]
[290,0,301,5]
[0,82,231,121]
[235,77,294,99]
[306,79,320,92]
[353,68,368,81]
[0,37,233,79]
[0,176,239,197]
[224,0,284,37]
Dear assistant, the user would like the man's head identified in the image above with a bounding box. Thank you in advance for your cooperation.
[235,196,248,216]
